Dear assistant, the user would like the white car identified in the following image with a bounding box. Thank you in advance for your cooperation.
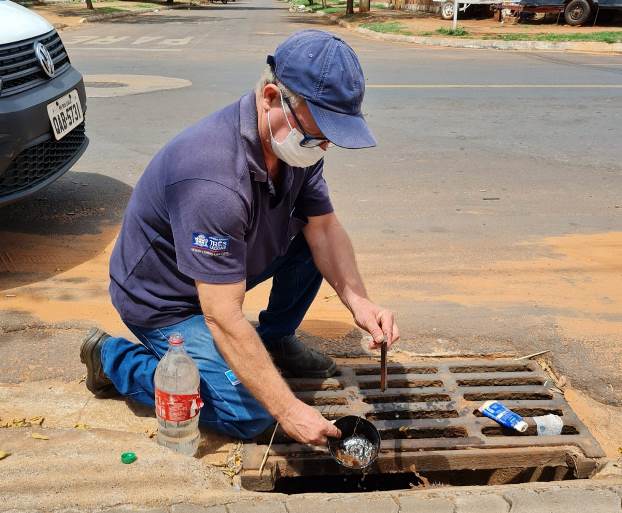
[0,0,88,206]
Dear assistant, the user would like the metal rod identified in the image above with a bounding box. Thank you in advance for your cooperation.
[258,422,279,477]
[380,338,387,392]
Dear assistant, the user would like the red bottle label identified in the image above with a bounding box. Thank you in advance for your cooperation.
[155,389,204,422]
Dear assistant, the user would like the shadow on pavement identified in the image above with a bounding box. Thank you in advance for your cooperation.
[0,171,132,291]
[110,14,248,23]
[286,15,339,26]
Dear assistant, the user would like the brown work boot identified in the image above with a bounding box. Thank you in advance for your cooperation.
[80,328,119,398]
[268,335,337,378]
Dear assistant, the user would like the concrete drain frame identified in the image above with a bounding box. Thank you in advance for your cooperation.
[241,357,605,492]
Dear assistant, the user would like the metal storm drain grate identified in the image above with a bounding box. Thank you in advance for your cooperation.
[241,358,605,492]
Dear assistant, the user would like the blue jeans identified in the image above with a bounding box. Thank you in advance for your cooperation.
[101,234,323,439]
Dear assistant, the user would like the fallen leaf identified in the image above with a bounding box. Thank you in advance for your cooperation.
[31,433,49,440]
[0,451,10,460]
[74,423,89,430]
[1,418,29,428]
[398,426,409,433]
[78,375,86,384]
[29,416,44,426]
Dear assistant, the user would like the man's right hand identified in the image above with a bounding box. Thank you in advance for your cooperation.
[277,400,341,446]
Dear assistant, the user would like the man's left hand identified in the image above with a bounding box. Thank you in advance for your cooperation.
[350,297,400,350]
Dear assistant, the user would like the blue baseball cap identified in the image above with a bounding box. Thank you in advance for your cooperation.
[267,30,377,149]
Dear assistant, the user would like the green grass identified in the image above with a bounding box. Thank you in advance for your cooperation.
[435,26,469,36]
[93,6,123,13]
[291,0,347,11]
[488,31,622,44]
[360,21,413,35]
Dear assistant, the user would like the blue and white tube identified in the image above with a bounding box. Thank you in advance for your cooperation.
[479,400,528,432]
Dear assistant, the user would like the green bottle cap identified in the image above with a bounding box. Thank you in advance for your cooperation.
[121,452,137,464]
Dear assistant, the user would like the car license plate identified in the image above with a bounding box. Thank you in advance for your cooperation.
[47,90,84,141]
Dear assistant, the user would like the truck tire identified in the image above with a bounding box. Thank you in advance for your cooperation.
[564,0,591,25]
[441,0,455,19]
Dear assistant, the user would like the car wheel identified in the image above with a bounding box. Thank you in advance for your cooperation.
[564,0,591,25]
[441,0,455,19]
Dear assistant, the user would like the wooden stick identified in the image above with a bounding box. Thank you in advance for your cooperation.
[514,350,551,361]
[380,338,387,392]
[258,422,279,477]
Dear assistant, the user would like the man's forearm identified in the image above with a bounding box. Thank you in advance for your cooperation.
[205,313,297,420]
[304,215,369,313]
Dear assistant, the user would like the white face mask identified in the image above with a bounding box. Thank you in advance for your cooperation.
[267,92,326,168]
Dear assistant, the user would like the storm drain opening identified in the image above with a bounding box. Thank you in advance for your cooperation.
[241,358,605,493]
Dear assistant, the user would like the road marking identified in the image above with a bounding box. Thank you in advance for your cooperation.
[66,47,182,52]
[160,37,194,46]
[367,84,622,89]
[132,36,163,45]
[88,36,130,45]
[65,36,193,47]
[64,36,99,44]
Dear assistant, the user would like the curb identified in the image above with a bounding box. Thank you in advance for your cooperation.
[320,12,622,54]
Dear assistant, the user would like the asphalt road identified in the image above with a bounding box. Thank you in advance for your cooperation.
[1,0,621,406]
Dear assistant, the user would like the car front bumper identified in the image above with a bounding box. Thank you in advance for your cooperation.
[0,66,89,206]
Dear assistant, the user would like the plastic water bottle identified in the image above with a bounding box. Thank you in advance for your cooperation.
[154,333,203,456]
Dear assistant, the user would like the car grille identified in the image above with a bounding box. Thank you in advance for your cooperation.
[0,30,70,97]
[0,123,86,197]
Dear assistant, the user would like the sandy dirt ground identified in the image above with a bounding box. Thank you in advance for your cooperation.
[30,0,187,30]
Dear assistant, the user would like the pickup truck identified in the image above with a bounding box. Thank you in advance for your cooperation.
[508,0,622,25]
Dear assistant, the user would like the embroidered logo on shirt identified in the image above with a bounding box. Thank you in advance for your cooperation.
[192,232,230,256]
[225,369,241,386]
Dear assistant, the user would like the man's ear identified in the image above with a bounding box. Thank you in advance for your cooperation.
[262,84,279,112]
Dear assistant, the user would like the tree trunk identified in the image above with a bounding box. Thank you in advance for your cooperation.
[321,0,327,7]
[166,0,173,4]
[359,0,370,11]
[85,0,94,9]
[346,0,354,14]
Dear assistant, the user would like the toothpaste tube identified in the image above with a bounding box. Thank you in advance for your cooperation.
[479,400,528,432]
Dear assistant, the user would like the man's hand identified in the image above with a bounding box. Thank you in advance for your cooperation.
[350,297,400,350]
[277,400,341,446]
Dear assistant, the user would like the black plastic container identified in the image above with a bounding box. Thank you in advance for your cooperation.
[328,415,381,470]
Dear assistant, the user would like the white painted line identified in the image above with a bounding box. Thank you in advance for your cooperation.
[367,84,622,89]
[89,36,130,45]
[66,47,182,52]
[132,36,163,45]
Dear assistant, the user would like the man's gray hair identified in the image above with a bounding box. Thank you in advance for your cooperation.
[256,65,303,107]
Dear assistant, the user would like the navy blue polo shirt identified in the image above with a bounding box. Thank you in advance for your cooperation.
[109,92,333,328]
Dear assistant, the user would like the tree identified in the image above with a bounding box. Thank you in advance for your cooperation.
[85,0,94,9]
[346,0,354,14]
[359,0,369,11]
